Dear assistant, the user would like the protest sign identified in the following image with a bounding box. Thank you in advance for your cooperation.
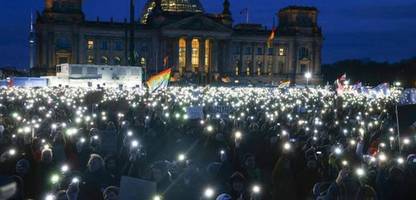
[207,105,232,118]
[186,106,204,119]
[120,176,156,200]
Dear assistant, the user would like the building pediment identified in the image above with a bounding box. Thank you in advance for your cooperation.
[161,15,232,33]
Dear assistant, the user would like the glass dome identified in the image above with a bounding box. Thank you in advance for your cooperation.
[141,0,205,24]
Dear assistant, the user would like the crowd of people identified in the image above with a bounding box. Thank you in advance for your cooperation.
[0,85,415,200]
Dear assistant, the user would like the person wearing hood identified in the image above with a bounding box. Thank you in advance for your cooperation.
[149,161,172,193]
[228,172,249,200]
[34,148,55,199]
[14,159,35,199]
[80,154,112,200]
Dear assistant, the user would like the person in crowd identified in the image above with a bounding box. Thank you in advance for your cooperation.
[103,186,119,200]
[0,85,412,200]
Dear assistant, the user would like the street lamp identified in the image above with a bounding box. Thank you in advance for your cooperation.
[304,72,312,86]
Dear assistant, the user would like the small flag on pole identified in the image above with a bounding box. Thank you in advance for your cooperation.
[240,8,249,23]
[146,68,172,93]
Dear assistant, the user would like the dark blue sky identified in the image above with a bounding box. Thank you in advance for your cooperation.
[1,0,416,68]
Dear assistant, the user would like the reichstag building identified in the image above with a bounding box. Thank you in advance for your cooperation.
[34,0,323,84]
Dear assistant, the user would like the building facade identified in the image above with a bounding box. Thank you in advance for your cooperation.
[34,0,323,84]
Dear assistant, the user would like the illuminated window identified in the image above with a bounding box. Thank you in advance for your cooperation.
[204,39,211,73]
[246,67,250,76]
[279,48,285,56]
[87,55,94,64]
[178,38,186,75]
[257,61,262,76]
[100,56,108,65]
[235,60,240,76]
[140,57,146,66]
[191,38,199,72]
[87,40,94,50]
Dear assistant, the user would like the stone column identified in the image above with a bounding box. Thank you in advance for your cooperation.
[172,38,179,73]
[251,43,255,76]
[289,39,298,84]
[225,40,232,74]
[199,38,206,83]
[239,42,244,76]
[212,40,219,73]
[263,43,267,75]
[272,44,277,75]
[314,40,322,74]
[185,37,193,73]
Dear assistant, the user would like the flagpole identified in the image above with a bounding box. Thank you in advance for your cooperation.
[246,9,249,23]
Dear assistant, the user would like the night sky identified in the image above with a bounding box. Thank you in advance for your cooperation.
[1,0,415,68]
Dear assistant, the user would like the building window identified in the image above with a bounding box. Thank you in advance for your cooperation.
[257,61,262,76]
[279,62,285,73]
[87,56,94,64]
[87,40,94,50]
[100,41,108,50]
[56,37,71,50]
[233,46,240,55]
[300,64,307,73]
[268,48,274,56]
[299,47,310,59]
[100,56,108,65]
[245,47,252,55]
[205,40,211,73]
[257,48,263,55]
[191,38,199,72]
[246,67,250,76]
[114,41,123,51]
[58,57,68,64]
[113,57,121,65]
[235,60,240,76]
[178,38,186,75]
[56,65,62,73]
[279,48,285,56]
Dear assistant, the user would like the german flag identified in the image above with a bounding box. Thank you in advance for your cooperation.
[146,68,172,93]
[267,28,276,48]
